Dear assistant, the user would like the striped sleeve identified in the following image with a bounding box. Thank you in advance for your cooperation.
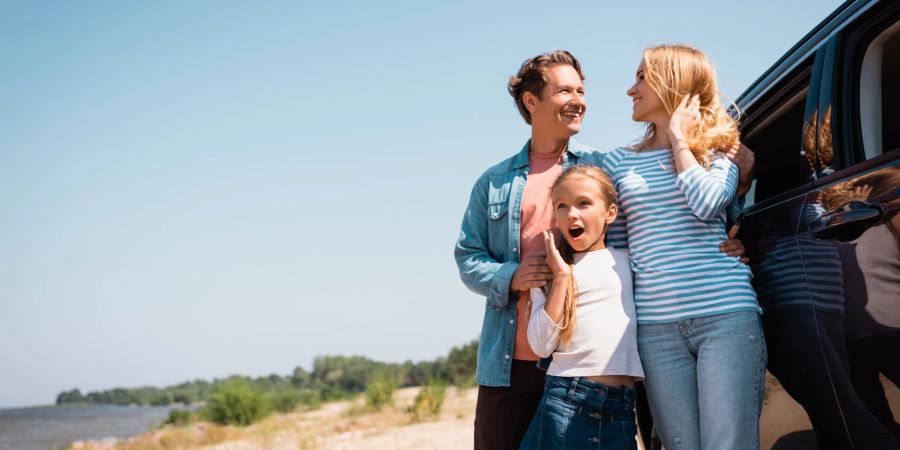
[601,148,629,249]
[674,154,739,220]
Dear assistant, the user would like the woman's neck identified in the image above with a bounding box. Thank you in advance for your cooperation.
[642,120,671,150]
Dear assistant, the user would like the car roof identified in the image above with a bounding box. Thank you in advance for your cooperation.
[735,0,879,111]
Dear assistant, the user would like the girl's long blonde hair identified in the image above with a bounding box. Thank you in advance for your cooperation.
[550,166,617,346]
[640,44,739,167]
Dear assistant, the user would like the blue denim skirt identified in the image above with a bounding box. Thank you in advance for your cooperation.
[519,375,638,450]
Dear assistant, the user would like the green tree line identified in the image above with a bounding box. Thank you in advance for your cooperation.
[56,339,478,406]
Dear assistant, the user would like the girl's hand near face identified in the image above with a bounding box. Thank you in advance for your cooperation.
[543,231,572,281]
[540,230,572,324]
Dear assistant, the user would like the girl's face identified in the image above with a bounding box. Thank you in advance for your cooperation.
[627,60,667,124]
[552,176,618,252]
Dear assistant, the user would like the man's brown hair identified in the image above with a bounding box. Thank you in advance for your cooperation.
[508,50,584,125]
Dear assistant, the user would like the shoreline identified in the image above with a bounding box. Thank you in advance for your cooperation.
[65,386,478,450]
[0,404,178,450]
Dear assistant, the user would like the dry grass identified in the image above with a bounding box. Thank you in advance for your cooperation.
[70,387,477,450]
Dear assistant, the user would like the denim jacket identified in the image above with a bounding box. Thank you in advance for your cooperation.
[454,139,607,387]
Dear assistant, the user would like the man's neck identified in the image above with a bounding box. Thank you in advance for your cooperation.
[530,132,570,155]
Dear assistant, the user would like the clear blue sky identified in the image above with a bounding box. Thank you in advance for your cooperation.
[0,0,843,407]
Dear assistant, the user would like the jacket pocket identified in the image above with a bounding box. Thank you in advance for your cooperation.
[487,201,509,220]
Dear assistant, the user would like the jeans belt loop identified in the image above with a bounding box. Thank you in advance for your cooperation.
[568,377,579,399]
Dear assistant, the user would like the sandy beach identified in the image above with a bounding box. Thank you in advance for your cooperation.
[72,387,478,450]
[66,373,900,450]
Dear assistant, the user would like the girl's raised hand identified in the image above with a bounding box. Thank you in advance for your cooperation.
[669,94,701,140]
[543,230,572,279]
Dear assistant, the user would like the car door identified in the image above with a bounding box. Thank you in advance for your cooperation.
[799,2,900,448]
[736,46,847,450]
[737,2,900,449]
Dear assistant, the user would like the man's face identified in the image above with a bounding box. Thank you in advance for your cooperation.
[526,64,586,140]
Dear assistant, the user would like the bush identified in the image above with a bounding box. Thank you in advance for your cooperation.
[203,379,272,426]
[269,389,303,413]
[162,408,194,426]
[365,374,396,411]
[297,389,322,410]
[409,379,446,422]
[446,340,478,387]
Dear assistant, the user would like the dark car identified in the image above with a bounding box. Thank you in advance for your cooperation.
[635,1,900,449]
[736,0,900,448]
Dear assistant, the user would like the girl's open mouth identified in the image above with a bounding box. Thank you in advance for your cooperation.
[569,226,585,238]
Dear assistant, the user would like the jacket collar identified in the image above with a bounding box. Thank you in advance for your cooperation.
[512,138,590,169]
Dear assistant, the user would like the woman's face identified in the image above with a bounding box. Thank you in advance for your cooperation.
[627,60,667,123]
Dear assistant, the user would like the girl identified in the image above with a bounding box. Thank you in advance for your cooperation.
[601,44,766,450]
[520,165,644,450]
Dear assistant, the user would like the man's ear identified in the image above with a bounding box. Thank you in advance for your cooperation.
[605,203,618,224]
[523,91,538,114]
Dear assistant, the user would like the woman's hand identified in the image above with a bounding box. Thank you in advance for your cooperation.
[668,94,701,142]
[848,184,873,202]
[543,231,572,280]
[669,94,702,174]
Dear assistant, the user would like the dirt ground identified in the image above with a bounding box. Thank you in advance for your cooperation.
[74,387,479,450]
[281,387,478,450]
[73,374,900,450]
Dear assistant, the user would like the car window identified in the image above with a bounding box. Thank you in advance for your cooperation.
[859,20,900,159]
[740,79,812,208]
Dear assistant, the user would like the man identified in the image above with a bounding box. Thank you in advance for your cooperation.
[454,50,752,450]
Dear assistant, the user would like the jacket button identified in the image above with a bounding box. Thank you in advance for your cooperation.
[512,247,518,253]
[509,319,514,324]
[505,354,510,359]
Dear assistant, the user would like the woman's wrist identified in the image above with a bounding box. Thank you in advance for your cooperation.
[668,130,690,152]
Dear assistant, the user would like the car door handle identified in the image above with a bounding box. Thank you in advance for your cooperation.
[810,200,883,242]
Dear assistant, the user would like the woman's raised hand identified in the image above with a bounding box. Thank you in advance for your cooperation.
[668,94,701,140]
[543,231,572,280]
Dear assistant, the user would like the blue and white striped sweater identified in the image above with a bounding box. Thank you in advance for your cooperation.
[601,147,760,324]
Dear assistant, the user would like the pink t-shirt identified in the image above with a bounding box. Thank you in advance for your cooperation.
[513,152,563,361]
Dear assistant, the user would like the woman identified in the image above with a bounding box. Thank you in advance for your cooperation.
[600,44,767,450]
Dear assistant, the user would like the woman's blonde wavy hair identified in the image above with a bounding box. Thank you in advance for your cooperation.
[639,44,739,167]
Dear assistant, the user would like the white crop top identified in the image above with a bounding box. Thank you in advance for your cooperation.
[527,247,644,379]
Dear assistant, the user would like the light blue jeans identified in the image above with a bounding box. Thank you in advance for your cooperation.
[638,311,767,450]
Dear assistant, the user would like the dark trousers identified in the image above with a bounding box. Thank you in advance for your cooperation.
[474,360,545,450]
